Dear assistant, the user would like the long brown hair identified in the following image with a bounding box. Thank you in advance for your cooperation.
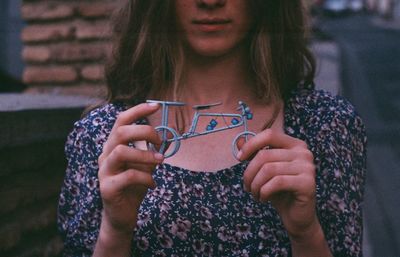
[105,0,315,105]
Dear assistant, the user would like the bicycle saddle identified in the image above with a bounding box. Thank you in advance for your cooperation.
[192,102,222,110]
[146,100,185,106]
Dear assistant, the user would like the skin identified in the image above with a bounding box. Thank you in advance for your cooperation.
[94,1,333,256]
[174,0,253,57]
[94,103,164,256]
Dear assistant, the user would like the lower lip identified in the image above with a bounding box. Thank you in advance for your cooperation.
[195,23,229,32]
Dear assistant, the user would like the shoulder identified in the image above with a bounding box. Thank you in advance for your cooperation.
[285,87,367,151]
[287,87,364,129]
[66,102,129,155]
[287,87,356,119]
[75,102,127,134]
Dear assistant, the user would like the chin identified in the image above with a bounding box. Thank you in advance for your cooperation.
[188,41,240,58]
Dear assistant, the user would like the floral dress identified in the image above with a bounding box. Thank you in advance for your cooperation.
[58,87,367,256]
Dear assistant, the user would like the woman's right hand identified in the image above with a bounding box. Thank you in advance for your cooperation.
[97,102,163,238]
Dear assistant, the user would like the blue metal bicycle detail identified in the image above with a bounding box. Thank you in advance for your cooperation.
[146,100,256,159]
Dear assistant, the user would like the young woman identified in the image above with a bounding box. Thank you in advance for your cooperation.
[58,0,367,256]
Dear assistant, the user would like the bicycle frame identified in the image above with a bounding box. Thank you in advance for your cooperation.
[146,100,255,158]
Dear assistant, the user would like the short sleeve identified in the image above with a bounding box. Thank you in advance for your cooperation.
[314,97,367,257]
[57,120,103,257]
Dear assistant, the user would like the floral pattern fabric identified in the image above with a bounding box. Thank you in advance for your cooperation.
[58,87,367,256]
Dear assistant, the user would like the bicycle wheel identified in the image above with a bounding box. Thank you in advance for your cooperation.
[231,131,256,160]
[147,126,180,158]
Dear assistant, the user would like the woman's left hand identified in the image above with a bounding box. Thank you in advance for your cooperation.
[237,129,319,239]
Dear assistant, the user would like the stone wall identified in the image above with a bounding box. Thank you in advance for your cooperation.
[0,94,97,257]
[21,0,119,96]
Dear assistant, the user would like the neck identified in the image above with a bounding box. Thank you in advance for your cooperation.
[179,46,257,107]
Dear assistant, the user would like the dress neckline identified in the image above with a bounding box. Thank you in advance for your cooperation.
[128,87,304,174]
[157,91,300,174]
[159,161,247,177]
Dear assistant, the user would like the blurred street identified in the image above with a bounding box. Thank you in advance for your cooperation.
[318,13,400,256]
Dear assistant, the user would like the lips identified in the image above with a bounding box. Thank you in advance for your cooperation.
[192,18,231,32]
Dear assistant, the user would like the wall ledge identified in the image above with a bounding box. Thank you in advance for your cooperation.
[0,93,99,149]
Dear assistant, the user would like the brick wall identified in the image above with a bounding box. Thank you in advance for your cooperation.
[0,94,96,257]
[21,0,119,97]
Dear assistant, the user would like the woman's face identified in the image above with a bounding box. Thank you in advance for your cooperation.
[174,0,253,57]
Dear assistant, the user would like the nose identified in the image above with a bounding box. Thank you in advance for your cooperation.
[196,0,226,9]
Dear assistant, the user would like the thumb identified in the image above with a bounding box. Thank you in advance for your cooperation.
[235,136,257,161]
[236,136,246,152]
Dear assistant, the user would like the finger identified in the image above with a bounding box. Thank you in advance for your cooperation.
[243,148,295,190]
[100,145,164,177]
[113,102,160,127]
[125,162,158,174]
[238,129,307,161]
[100,169,156,199]
[235,136,258,160]
[236,137,246,151]
[258,175,297,202]
[104,125,162,157]
[152,128,176,154]
[258,175,315,203]
[248,162,298,199]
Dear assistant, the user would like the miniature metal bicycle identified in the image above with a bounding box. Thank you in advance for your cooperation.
[146,100,256,159]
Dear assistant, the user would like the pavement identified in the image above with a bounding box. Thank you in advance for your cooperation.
[318,13,400,257]
[312,41,341,96]
[371,15,400,30]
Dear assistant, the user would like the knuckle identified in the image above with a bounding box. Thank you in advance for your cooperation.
[143,151,157,163]
[295,148,314,162]
[262,162,277,174]
[259,186,269,199]
[250,182,259,195]
[305,162,316,175]
[302,175,316,195]
[303,149,314,162]
[250,175,262,193]
[112,145,126,161]
[98,153,105,166]
[257,149,269,160]
[136,150,148,162]
[296,139,308,149]
[99,178,113,197]
[114,126,125,138]
[116,112,128,124]
[274,176,285,188]
[131,149,154,164]
[125,170,139,183]
[263,129,273,141]
[143,125,157,139]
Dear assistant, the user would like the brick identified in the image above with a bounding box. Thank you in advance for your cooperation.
[76,20,112,40]
[22,3,74,21]
[81,65,104,81]
[78,2,116,18]
[22,24,75,43]
[24,84,107,98]
[22,46,51,63]
[23,66,78,84]
[0,204,56,250]
[0,188,55,215]
[52,43,108,62]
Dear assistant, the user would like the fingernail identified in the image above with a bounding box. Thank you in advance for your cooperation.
[237,150,243,160]
[154,152,164,160]
[148,102,159,107]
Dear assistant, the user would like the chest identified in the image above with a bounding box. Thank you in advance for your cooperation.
[140,105,285,172]
[132,164,289,255]
[165,109,284,172]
